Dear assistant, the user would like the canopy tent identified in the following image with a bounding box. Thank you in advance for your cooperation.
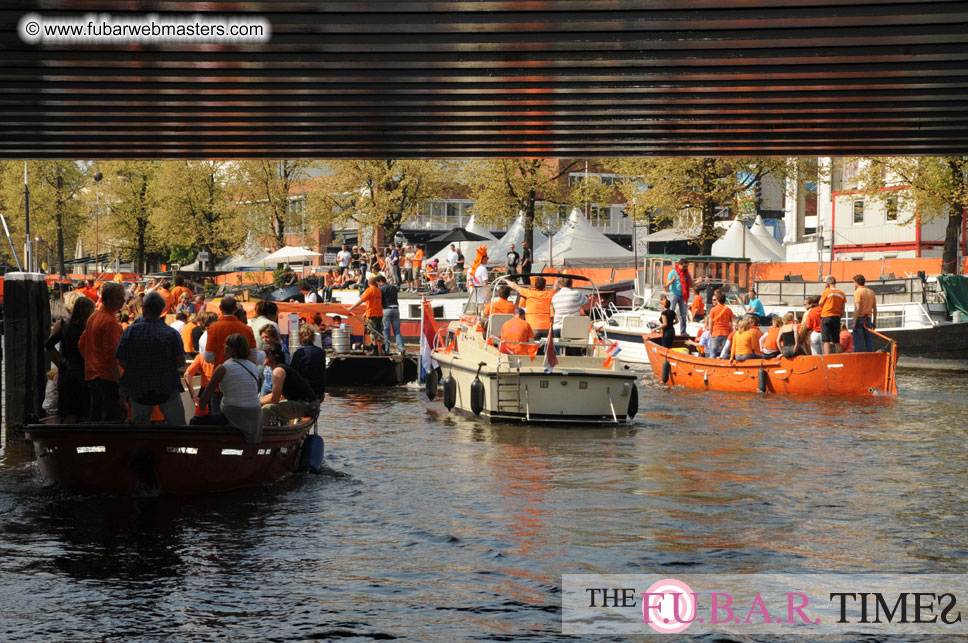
[711,218,784,263]
[180,238,270,272]
[427,215,499,264]
[485,212,549,267]
[262,245,322,264]
[534,208,634,268]
[750,215,786,259]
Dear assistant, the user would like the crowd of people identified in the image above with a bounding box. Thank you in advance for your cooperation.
[43,279,327,443]
[675,272,879,362]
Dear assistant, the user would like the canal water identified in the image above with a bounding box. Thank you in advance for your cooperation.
[1,369,967,640]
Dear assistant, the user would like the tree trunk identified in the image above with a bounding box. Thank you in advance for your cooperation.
[137,218,146,274]
[524,190,536,249]
[942,208,964,274]
[55,198,66,277]
[700,202,717,255]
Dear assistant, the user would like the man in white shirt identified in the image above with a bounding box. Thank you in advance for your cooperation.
[336,245,351,278]
[550,277,588,336]
[446,244,459,268]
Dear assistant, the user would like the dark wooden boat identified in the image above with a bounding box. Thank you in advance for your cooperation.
[876,321,968,371]
[23,419,314,495]
[326,352,418,386]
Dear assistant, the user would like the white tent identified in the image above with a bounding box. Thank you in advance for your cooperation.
[711,218,783,262]
[427,215,499,263]
[485,211,549,267]
[262,245,322,264]
[750,215,786,259]
[534,208,634,268]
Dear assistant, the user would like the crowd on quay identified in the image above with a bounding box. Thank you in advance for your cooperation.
[43,278,326,443]
[661,258,879,362]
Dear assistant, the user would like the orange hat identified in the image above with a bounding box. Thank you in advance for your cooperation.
[470,245,488,274]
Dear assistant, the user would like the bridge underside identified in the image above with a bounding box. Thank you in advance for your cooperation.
[2,1,968,158]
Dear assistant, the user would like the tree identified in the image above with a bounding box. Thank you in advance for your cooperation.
[851,157,968,274]
[461,160,586,249]
[233,160,318,250]
[97,161,162,273]
[0,161,87,274]
[311,160,452,244]
[152,161,246,271]
[606,158,803,255]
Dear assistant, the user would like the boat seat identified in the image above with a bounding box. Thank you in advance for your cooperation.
[488,314,513,338]
[559,316,591,342]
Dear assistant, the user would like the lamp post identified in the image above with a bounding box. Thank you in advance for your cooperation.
[93,171,102,275]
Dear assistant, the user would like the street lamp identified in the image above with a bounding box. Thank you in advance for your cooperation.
[93,171,102,275]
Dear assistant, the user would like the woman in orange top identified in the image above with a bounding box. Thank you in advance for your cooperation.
[760,316,782,358]
[507,276,553,338]
[730,318,763,362]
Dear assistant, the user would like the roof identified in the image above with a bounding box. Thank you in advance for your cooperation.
[5,2,968,158]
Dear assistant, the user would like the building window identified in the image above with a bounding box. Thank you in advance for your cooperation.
[885,196,898,222]
[853,200,864,224]
[589,205,608,226]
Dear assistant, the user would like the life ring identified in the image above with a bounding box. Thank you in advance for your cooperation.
[425,368,439,401]
[470,377,485,416]
[441,375,457,410]
[627,383,638,419]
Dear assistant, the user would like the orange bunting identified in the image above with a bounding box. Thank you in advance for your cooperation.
[528,344,539,362]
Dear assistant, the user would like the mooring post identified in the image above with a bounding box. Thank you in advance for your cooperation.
[3,272,50,442]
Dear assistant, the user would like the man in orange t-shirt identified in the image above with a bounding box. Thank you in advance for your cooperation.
[412,246,424,287]
[77,281,125,421]
[818,275,847,354]
[500,308,536,355]
[170,275,193,304]
[348,277,385,354]
[799,296,823,355]
[705,291,734,359]
[689,286,705,321]
[507,276,553,338]
[483,285,516,317]
[203,295,257,367]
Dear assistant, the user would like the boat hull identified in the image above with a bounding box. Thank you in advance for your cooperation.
[23,422,313,495]
[434,353,639,424]
[644,340,897,396]
[878,322,968,371]
[326,353,418,386]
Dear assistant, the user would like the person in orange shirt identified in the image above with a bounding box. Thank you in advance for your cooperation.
[760,315,783,358]
[705,290,734,359]
[689,285,705,322]
[184,351,216,412]
[500,307,536,355]
[818,276,847,354]
[348,276,385,355]
[170,275,193,304]
[77,281,125,421]
[506,276,553,339]
[483,285,516,318]
[729,318,763,362]
[152,279,176,314]
[799,296,822,355]
[182,314,198,355]
[412,245,424,290]
[203,295,257,368]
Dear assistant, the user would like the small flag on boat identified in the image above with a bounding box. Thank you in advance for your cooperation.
[603,341,621,368]
[419,300,439,382]
[543,331,559,373]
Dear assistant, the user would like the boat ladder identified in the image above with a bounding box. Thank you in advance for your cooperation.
[495,359,521,413]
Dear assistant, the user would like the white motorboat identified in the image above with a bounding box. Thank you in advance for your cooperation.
[429,273,640,424]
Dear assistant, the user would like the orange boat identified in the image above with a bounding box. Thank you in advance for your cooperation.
[644,336,898,396]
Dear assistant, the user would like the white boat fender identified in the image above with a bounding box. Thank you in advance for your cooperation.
[470,362,486,416]
[425,368,439,401]
[627,383,638,419]
[441,374,457,410]
[758,366,767,393]
[661,359,671,383]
